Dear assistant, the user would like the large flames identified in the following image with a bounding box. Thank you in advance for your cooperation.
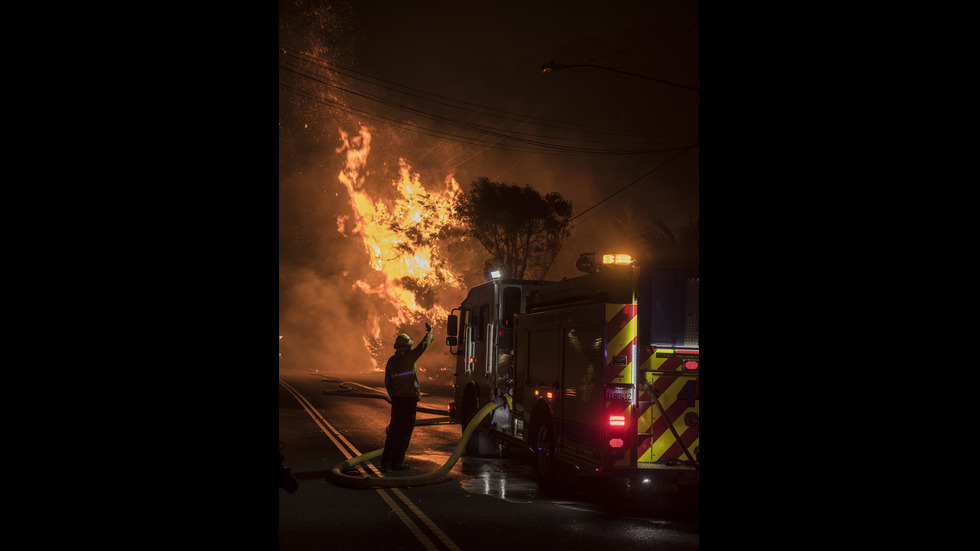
[335,125,466,368]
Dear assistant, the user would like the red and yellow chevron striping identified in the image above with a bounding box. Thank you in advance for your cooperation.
[636,347,699,466]
[604,304,636,385]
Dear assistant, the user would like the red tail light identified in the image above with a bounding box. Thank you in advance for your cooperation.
[609,438,624,448]
[684,360,699,370]
[609,415,626,427]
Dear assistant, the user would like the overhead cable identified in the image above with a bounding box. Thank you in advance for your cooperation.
[279,47,697,157]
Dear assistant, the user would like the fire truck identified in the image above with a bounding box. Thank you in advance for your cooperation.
[445,253,699,491]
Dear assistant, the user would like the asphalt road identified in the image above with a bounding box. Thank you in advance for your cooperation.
[278,365,699,551]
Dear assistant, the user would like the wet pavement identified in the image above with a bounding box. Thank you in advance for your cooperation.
[316,369,698,521]
[459,457,540,504]
[281,367,698,550]
[456,452,699,523]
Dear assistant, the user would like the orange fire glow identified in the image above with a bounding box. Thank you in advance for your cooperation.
[336,126,465,352]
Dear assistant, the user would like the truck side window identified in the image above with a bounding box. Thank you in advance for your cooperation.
[501,287,521,328]
[478,305,489,341]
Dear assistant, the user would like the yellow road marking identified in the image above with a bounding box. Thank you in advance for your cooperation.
[280,379,461,551]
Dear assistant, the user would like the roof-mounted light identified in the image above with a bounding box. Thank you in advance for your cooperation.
[601,254,633,266]
[577,252,634,274]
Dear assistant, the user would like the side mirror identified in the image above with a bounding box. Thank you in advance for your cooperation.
[446,336,458,347]
[447,314,459,337]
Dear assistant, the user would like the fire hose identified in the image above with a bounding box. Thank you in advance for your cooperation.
[329,401,495,489]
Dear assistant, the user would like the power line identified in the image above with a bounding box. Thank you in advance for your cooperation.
[279,47,697,158]
[570,143,697,223]
[280,46,688,141]
[279,59,663,149]
[279,66,693,157]
[280,79,690,158]
[541,62,698,92]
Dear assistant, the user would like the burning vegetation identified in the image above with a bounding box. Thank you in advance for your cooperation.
[333,125,472,376]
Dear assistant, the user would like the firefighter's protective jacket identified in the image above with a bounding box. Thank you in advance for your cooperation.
[385,332,433,401]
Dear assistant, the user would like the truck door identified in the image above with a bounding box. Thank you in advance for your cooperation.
[464,303,491,377]
[479,304,492,377]
[494,286,521,387]
[481,304,493,377]
[463,309,476,375]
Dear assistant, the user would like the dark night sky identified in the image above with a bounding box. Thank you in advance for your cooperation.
[279,0,698,371]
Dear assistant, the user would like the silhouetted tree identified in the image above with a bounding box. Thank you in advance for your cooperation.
[453,177,572,280]
[620,205,698,270]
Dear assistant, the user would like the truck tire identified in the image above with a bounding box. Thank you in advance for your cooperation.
[532,413,558,491]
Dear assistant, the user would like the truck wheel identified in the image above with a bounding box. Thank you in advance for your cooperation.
[533,416,558,491]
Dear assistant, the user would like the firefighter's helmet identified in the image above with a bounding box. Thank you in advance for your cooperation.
[394,333,412,349]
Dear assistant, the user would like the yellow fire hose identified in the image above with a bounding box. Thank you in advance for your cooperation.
[329,401,495,489]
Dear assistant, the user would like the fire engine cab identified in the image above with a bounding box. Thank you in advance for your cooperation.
[446,253,699,491]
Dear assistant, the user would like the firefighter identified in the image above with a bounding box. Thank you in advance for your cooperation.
[381,322,433,471]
